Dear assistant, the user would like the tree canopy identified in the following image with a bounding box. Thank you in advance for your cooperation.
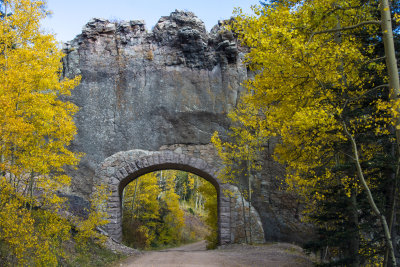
[0,1,108,265]
[212,0,400,265]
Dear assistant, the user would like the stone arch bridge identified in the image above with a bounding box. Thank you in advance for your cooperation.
[95,147,265,244]
[95,150,237,244]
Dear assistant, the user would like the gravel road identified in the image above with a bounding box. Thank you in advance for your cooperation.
[117,240,314,267]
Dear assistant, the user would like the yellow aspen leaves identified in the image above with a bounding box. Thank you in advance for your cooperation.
[0,1,112,265]
[223,0,397,263]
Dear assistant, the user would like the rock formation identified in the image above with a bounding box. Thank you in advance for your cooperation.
[62,10,246,196]
[62,10,311,245]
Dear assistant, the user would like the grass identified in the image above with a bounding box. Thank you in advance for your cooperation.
[61,239,126,267]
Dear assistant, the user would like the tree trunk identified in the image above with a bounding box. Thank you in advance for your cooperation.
[131,179,139,223]
[344,123,397,266]
[247,157,253,244]
[348,190,360,266]
[380,1,400,265]
[240,188,248,244]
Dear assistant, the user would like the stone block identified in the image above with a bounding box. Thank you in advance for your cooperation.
[203,165,214,176]
[135,159,144,169]
[172,152,180,163]
[174,147,183,154]
[107,202,120,209]
[178,154,186,164]
[141,157,149,168]
[120,166,129,177]
[125,162,134,174]
[164,151,173,162]
[188,157,197,167]
[220,214,231,220]
[193,158,204,170]
[146,156,154,166]
[220,206,230,213]
[220,239,231,245]
[109,213,121,220]
[159,153,166,164]
[106,167,115,176]
[219,197,230,204]
[116,171,125,180]
[108,189,119,198]
[183,154,191,165]
[220,228,231,235]
[220,222,230,228]
[105,225,120,232]
[107,219,119,224]
[108,176,119,185]
[108,195,120,202]
[196,158,208,170]
[153,154,160,165]
[128,162,139,173]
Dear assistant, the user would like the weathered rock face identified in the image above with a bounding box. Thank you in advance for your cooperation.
[62,10,247,196]
[63,10,311,245]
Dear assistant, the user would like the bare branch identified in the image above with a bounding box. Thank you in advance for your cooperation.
[346,84,389,103]
[365,56,386,65]
[342,121,396,267]
[308,21,382,42]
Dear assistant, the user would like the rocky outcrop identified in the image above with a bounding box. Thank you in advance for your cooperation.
[62,10,311,245]
[62,10,247,197]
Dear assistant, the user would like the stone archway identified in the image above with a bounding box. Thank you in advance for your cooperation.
[95,149,232,245]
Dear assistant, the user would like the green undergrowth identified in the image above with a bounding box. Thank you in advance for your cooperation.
[61,239,125,267]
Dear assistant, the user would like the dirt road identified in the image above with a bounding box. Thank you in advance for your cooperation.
[117,241,313,267]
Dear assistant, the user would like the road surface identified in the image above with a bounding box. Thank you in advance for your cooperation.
[117,240,313,267]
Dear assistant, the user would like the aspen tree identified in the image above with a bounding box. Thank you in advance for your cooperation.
[215,0,400,264]
[0,1,112,264]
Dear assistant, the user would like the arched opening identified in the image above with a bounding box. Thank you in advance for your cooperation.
[121,170,218,249]
[98,151,232,245]
[117,162,220,201]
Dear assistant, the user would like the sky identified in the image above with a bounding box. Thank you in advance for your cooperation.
[41,0,261,43]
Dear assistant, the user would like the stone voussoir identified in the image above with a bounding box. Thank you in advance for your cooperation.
[134,159,144,170]
[193,158,207,170]
[128,162,139,173]
[145,155,155,166]
[163,150,174,162]
[141,157,150,168]
[177,153,187,165]
[152,153,160,165]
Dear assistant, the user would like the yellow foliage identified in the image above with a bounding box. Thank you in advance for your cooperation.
[0,1,112,265]
[122,172,161,248]
[122,171,213,249]
[0,176,72,266]
[74,184,110,248]
[157,170,185,245]
[0,0,81,185]
[222,0,396,263]
[198,180,218,249]
[222,0,394,206]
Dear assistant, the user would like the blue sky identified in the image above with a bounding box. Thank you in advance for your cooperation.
[41,0,261,43]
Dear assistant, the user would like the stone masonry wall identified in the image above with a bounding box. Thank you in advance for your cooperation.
[94,149,265,244]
